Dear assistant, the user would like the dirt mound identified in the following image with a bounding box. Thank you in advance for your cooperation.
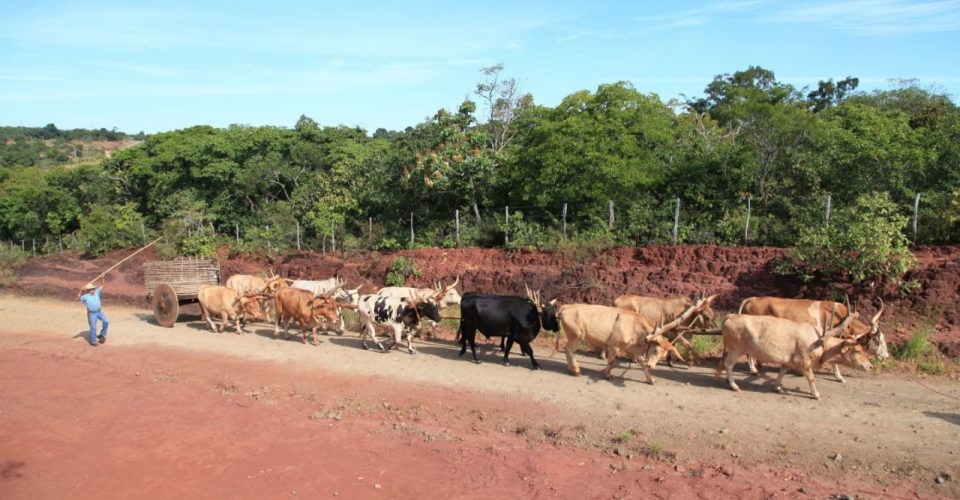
[8,244,960,355]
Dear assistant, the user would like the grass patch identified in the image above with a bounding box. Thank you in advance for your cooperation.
[644,441,664,459]
[918,360,946,375]
[690,335,722,360]
[616,429,638,444]
[895,327,933,360]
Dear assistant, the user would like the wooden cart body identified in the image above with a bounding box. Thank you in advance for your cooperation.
[144,257,221,327]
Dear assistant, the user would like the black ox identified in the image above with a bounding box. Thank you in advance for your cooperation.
[457,292,559,369]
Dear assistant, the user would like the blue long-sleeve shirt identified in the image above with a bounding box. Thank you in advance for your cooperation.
[80,288,102,312]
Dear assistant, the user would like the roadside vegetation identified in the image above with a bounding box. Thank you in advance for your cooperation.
[2,66,958,292]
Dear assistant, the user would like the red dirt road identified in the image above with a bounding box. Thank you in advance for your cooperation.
[1,296,958,499]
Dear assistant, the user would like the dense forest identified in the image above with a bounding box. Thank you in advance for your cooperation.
[0,66,957,278]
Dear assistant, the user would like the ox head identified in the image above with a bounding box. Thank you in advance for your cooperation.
[239,294,267,321]
[644,322,683,370]
[847,299,888,360]
[689,293,720,327]
[837,337,874,371]
[524,284,559,331]
[260,275,289,295]
[309,296,340,324]
[334,285,362,307]
[432,277,462,308]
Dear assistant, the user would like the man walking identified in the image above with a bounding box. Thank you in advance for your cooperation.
[78,276,109,346]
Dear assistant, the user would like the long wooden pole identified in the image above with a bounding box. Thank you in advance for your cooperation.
[89,236,164,283]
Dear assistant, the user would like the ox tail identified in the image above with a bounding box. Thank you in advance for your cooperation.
[737,297,754,314]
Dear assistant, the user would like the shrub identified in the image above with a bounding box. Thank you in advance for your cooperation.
[385,256,420,286]
[779,192,917,285]
[0,245,29,286]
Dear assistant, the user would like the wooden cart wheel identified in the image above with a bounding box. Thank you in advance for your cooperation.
[152,283,179,327]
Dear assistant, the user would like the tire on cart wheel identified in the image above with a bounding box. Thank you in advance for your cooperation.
[152,283,179,327]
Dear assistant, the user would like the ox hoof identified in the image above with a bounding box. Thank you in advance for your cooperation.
[532,365,541,371]
[361,344,369,350]
[408,349,416,355]
[472,359,481,364]
[775,386,784,394]
[501,361,510,367]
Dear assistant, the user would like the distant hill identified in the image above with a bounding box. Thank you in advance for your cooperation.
[0,124,145,168]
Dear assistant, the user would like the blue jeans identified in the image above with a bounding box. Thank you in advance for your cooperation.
[87,310,109,344]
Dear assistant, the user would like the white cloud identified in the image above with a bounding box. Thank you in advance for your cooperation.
[767,0,960,36]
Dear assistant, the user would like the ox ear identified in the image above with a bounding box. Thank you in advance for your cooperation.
[451,276,459,289]
[549,298,557,306]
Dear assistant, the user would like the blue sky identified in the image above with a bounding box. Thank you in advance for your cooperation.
[1,0,958,134]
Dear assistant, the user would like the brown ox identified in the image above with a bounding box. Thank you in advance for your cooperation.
[556,297,712,385]
[197,285,265,334]
[272,287,340,345]
[738,296,886,382]
[613,294,719,365]
[715,313,873,400]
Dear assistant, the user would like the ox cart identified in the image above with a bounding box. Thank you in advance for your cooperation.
[143,257,221,327]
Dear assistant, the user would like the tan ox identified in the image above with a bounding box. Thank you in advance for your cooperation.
[225,273,289,323]
[272,287,340,345]
[198,285,265,334]
[738,296,886,382]
[715,313,873,400]
[613,294,719,365]
[556,297,712,384]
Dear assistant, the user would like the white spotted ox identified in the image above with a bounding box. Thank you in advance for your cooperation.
[613,294,719,365]
[357,294,441,353]
[198,285,265,334]
[377,278,460,337]
[738,296,887,382]
[272,287,341,345]
[715,313,873,400]
[556,297,713,385]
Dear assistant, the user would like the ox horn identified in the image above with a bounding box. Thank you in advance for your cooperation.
[871,298,884,327]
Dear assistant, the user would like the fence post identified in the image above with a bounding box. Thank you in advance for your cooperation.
[455,209,460,246]
[672,198,680,244]
[21,240,24,251]
[59,234,63,253]
[235,223,240,244]
[331,225,336,253]
[296,221,301,251]
[608,200,615,230]
[825,194,832,227]
[368,217,372,238]
[322,236,326,255]
[562,202,567,239]
[410,212,414,245]
[744,195,751,244]
[504,206,509,246]
[32,239,35,255]
[140,222,146,244]
[913,193,921,241]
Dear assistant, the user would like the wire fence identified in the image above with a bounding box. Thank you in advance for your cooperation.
[0,191,946,259]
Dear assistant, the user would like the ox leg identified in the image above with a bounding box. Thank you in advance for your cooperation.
[564,338,581,376]
[458,328,480,363]
[775,366,789,393]
[501,337,515,366]
[804,369,821,400]
[519,341,540,370]
[311,322,321,346]
[234,315,244,334]
[714,349,726,378]
[747,356,759,375]
[603,347,620,380]
[832,364,846,383]
[200,305,217,333]
[405,326,416,354]
[724,350,741,392]
[217,313,228,333]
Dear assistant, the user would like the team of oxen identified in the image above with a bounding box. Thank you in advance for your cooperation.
[193,272,889,400]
